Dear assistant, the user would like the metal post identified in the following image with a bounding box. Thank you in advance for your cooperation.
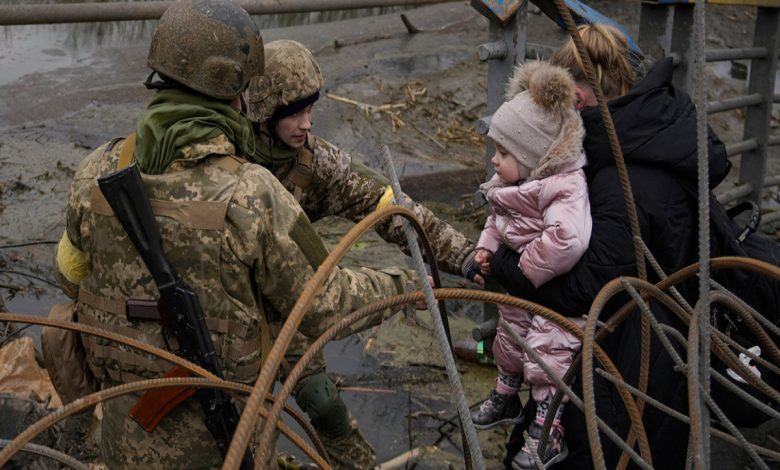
[476,2,527,329]
[739,7,780,206]
[670,3,694,89]
[638,1,673,64]
[484,3,527,171]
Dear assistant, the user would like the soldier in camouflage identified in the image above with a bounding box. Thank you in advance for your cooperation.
[52,2,417,468]
[243,40,479,469]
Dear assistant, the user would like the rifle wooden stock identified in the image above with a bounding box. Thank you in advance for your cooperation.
[130,367,195,432]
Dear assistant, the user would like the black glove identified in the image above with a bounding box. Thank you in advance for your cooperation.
[489,244,535,297]
[460,249,484,282]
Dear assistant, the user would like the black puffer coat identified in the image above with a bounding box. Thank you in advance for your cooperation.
[493,58,730,469]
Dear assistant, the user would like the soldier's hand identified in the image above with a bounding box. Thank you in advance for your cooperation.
[414,276,435,309]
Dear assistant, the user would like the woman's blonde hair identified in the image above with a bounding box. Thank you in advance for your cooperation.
[550,24,636,99]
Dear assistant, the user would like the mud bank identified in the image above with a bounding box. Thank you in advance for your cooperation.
[1,1,779,468]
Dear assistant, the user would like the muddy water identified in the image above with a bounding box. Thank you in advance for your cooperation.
[0,3,405,87]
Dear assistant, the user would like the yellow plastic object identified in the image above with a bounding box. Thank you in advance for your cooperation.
[56,231,89,285]
[376,185,395,211]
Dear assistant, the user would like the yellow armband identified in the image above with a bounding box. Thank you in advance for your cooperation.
[56,231,89,285]
[376,185,395,211]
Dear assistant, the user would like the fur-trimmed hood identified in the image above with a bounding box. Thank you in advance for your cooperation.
[483,60,585,191]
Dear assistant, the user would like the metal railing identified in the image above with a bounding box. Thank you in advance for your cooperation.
[0,0,451,26]
[475,2,780,215]
[640,2,780,210]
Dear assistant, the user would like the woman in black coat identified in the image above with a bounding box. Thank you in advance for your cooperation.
[493,24,730,470]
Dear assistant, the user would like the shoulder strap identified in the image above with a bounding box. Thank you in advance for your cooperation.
[288,138,315,202]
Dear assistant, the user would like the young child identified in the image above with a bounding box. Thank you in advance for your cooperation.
[470,60,591,468]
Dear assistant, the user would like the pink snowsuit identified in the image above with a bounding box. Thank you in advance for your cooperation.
[478,152,591,402]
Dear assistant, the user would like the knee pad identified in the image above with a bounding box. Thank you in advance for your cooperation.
[294,372,351,439]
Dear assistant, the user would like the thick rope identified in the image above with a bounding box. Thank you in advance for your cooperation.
[551,0,645,280]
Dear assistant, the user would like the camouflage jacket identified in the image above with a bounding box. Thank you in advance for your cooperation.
[60,134,414,469]
[273,135,476,275]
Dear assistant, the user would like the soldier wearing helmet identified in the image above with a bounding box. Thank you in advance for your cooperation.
[243,39,479,469]
[245,40,476,279]
[52,2,418,468]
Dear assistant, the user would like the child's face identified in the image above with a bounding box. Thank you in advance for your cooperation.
[491,142,530,184]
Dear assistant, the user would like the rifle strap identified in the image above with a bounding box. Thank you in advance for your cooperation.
[129,366,196,433]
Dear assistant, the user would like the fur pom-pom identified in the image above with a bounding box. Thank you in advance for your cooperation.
[505,60,576,116]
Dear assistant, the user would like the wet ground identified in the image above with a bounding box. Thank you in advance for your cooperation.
[1,1,779,468]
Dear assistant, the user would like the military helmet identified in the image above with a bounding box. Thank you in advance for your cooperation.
[245,39,324,123]
[147,0,264,101]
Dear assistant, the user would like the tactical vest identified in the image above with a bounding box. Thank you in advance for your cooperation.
[76,136,269,384]
[285,135,315,202]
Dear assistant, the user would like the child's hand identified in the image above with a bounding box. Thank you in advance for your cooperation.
[475,249,492,275]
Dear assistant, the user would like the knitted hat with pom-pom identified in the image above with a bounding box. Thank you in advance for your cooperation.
[488,60,582,175]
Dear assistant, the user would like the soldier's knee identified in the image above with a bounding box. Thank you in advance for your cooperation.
[294,372,351,439]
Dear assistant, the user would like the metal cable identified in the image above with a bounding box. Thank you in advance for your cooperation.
[710,292,780,365]
[379,144,482,469]
[0,269,59,288]
[616,275,780,405]
[659,325,780,423]
[595,367,780,462]
[0,439,90,470]
[257,203,450,467]
[691,1,712,466]
[258,284,652,467]
[638,236,780,374]
[498,319,653,470]
[550,0,645,279]
[656,326,774,470]
[711,278,780,338]
[0,240,58,249]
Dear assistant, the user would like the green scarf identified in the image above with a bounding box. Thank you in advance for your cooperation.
[135,89,261,175]
[251,128,299,172]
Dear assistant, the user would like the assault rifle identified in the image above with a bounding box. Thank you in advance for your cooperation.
[98,164,254,470]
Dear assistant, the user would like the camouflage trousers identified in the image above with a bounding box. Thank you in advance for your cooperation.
[97,333,375,469]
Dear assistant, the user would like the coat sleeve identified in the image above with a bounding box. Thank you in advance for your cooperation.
[229,165,416,339]
[476,209,501,253]
[305,138,476,275]
[518,175,592,288]
[303,137,387,221]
